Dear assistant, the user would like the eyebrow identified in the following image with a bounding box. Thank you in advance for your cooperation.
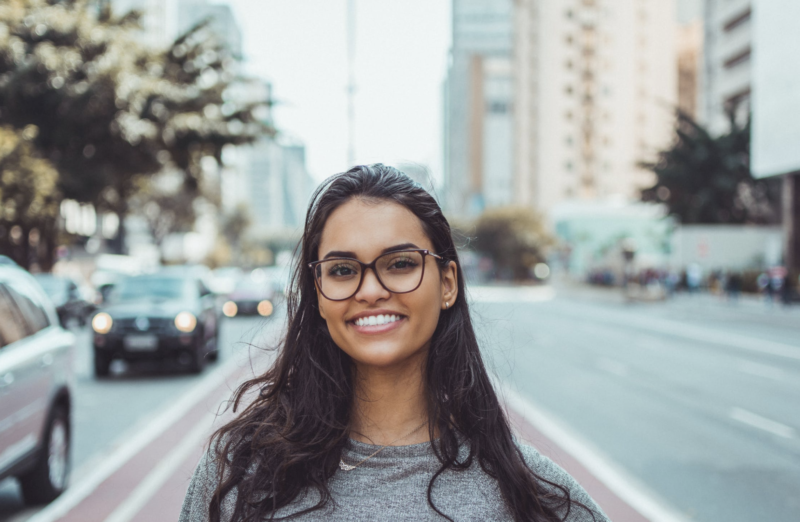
[322,243,420,260]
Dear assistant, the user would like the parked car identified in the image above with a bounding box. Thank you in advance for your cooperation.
[0,262,75,505]
[91,272,218,377]
[221,276,277,318]
[33,274,96,327]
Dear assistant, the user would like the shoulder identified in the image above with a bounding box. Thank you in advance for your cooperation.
[515,443,611,522]
[180,442,237,522]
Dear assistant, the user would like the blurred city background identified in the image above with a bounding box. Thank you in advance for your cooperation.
[0,0,798,521]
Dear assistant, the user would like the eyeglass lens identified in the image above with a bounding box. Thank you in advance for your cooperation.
[315,251,425,300]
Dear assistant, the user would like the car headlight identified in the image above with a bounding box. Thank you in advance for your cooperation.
[257,300,273,317]
[174,311,197,332]
[92,312,113,334]
[222,301,238,317]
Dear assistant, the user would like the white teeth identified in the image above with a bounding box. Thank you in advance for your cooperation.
[355,315,401,327]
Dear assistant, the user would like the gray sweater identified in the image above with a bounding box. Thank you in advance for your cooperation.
[179,439,609,521]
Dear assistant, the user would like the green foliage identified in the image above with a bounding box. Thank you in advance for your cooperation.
[641,110,780,224]
[473,206,552,281]
[0,0,273,256]
[0,124,60,268]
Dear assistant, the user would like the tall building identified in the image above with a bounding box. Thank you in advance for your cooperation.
[677,20,702,119]
[513,0,677,219]
[242,139,313,237]
[177,0,243,59]
[110,0,178,47]
[110,0,242,57]
[444,0,514,218]
[222,80,313,237]
[700,0,751,135]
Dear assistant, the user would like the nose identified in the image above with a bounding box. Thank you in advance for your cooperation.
[354,267,390,303]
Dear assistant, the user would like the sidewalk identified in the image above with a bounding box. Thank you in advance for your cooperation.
[26,359,670,522]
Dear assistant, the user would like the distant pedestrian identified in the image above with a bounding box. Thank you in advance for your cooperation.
[180,165,607,522]
[686,264,702,294]
[725,272,742,301]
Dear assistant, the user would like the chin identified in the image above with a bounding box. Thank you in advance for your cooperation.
[347,342,425,369]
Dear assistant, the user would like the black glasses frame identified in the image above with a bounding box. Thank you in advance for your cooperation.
[308,249,445,301]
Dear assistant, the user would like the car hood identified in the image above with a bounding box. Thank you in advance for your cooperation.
[100,300,197,318]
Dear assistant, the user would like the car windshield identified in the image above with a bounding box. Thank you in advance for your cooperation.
[234,278,271,293]
[33,275,67,296]
[110,277,192,302]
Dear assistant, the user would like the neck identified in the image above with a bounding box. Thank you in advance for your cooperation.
[349,353,430,446]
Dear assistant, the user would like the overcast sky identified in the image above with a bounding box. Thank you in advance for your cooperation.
[224,1,698,182]
[224,0,452,182]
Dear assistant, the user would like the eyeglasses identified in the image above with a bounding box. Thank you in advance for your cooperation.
[309,249,444,301]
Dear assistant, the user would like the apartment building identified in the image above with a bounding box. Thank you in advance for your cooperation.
[513,0,677,218]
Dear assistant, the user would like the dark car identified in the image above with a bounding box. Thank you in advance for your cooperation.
[90,273,218,377]
[0,262,75,505]
[33,274,96,327]
[221,276,277,318]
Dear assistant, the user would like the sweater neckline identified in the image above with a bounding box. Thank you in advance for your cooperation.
[344,437,436,459]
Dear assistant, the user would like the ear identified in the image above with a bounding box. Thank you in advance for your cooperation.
[440,261,458,310]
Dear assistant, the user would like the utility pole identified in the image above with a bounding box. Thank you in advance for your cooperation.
[346,0,356,166]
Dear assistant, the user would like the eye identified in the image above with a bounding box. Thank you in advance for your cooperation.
[328,263,358,277]
[388,256,418,271]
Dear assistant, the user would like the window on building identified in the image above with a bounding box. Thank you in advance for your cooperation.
[724,47,751,69]
[723,7,751,32]
[565,85,574,95]
[486,101,509,114]
[724,88,751,113]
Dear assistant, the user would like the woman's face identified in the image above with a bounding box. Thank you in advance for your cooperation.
[315,198,458,371]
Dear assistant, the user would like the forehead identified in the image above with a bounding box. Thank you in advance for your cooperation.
[318,198,432,259]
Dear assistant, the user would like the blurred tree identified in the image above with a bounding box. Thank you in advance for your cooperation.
[641,109,781,224]
[473,207,552,281]
[0,0,273,255]
[128,171,198,248]
[0,125,60,270]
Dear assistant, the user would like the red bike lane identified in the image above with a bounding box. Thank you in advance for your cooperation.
[30,363,668,522]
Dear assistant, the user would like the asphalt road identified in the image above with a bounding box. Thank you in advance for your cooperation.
[472,285,800,522]
[0,310,282,522]
[2,286,799,522]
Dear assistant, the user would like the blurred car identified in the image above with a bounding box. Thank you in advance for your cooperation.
[208,266,243,296]
[0,262,75,505]
[33,274,96,327]
[91,272,218,377]
[221,276,277,318]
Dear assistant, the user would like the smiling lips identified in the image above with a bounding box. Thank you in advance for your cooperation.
[349,312,406,333]
[354,314,401,327]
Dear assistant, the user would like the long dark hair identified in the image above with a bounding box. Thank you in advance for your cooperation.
[209,164,596,521]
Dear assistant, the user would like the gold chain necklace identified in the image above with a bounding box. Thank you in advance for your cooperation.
[339,420,428,471]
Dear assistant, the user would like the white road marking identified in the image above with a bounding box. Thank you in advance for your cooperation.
[729,407,795,439]
[103,408,217,522]
[735,359,784,381]
[469,285,556,303]
[496,380,691,522]
[596,357,629,377]
[25,355,245,522]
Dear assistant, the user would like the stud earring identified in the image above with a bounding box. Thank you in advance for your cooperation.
[444,302,449,309]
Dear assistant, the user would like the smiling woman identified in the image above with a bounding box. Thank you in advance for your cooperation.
[180,165,608,522]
